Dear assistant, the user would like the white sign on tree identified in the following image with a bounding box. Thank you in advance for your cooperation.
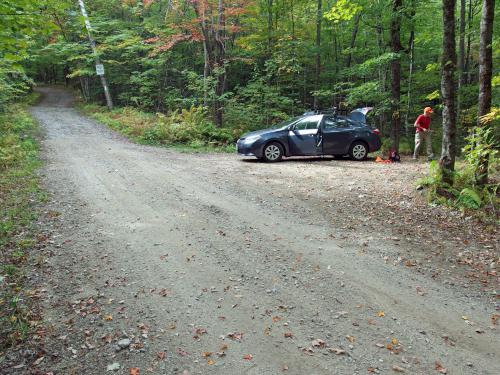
[95,64,105,76]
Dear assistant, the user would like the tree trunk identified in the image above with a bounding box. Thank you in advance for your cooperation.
[458,0,466,85]
[214,0,226,128]
[267,0,273,53]
[390,0,403,152]
[345,12,360,68]
[404,0,416,135]
[475,0,495,185]
[464,0,473,84]
[456,0,466,128]
[376,23,387,131]
[313,0,322,110]
[439,0,457,184]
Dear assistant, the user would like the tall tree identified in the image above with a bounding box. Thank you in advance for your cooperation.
[214,0,226,127]
[313,0,322,110]
[458,0,467,86]
[475,0,495,185]
[390,0,403,151]
[345,12,361,68]
[439,0,457,183]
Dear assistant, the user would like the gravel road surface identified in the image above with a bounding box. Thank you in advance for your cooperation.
[21,87,499,374]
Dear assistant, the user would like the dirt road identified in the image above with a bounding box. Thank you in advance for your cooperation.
[23,87,500,374]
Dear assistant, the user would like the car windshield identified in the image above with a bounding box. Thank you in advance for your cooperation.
[271,116,302,129]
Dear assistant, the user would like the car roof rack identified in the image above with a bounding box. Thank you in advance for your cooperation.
[303,107,350,116]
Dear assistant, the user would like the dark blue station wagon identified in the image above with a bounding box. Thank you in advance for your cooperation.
[236,108,381,162]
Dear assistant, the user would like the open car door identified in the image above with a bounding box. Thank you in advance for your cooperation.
[288,115,323,156]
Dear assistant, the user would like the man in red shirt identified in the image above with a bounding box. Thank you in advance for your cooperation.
[412,107,435,160]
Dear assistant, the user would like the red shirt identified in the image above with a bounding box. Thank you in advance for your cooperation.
[415,115,430,132]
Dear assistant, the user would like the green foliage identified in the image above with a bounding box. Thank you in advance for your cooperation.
[145,106,234,146]
[462,123,499,173]
[343,53,399,78]
[0,100,42,351]
[457,188,482,209]
[0,64,33,112]
[417,122,499,217]
[82,104,237,149]
[225,78,296,130]
[324,0,362,23]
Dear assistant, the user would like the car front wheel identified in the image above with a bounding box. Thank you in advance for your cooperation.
[349,141,368,161]
[262,142,284,162]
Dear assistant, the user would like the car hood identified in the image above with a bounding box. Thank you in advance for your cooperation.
[239,128,282,139]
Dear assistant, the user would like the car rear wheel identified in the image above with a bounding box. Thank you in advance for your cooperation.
[349,141,368,161]
[263,142,284,162]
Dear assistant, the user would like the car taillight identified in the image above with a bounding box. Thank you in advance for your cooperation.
[373,128,380,135]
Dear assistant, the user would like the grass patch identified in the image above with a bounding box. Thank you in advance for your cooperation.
[79,103,239,153]
[0,93,44,351]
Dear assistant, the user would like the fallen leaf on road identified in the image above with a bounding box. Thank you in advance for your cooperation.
[243,354,253,360]
[101,335,113,344]
[312,339,326,348]
[227,332,243,341]
[416,286,426,296]
[103,314,113,321]
[491,314,500,326]
[328,348,346,355]
[129,368,139,375]
[284,332,293,338]
[272,316,281,323]
[202,352,212,358]
[193,327,207,339]
[157,351,166,360]
[176,348,189,357]
[301,347,314,355]
[282,365,289,371]
[378,311,385,317]
[392,365,405,372]
[435,361,447,373]
[346,335,355,343]
[207,359,215,365]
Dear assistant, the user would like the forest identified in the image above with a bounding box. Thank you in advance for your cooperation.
[1,1,500,372]
[1,0,499,195]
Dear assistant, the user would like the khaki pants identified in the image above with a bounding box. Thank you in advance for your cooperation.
[413,131,434,159]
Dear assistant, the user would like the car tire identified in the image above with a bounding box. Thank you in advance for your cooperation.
[262,142,284,162]
[349,141,368,161]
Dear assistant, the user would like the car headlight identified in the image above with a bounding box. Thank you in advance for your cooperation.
[243,135,260,143]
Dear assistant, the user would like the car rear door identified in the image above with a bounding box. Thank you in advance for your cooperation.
[321,116,356,155]
[288,115,323,156]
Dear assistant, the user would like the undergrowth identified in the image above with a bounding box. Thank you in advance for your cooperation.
[417,122,499,223]
[0,93,44,352]
[80,104,239,152]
